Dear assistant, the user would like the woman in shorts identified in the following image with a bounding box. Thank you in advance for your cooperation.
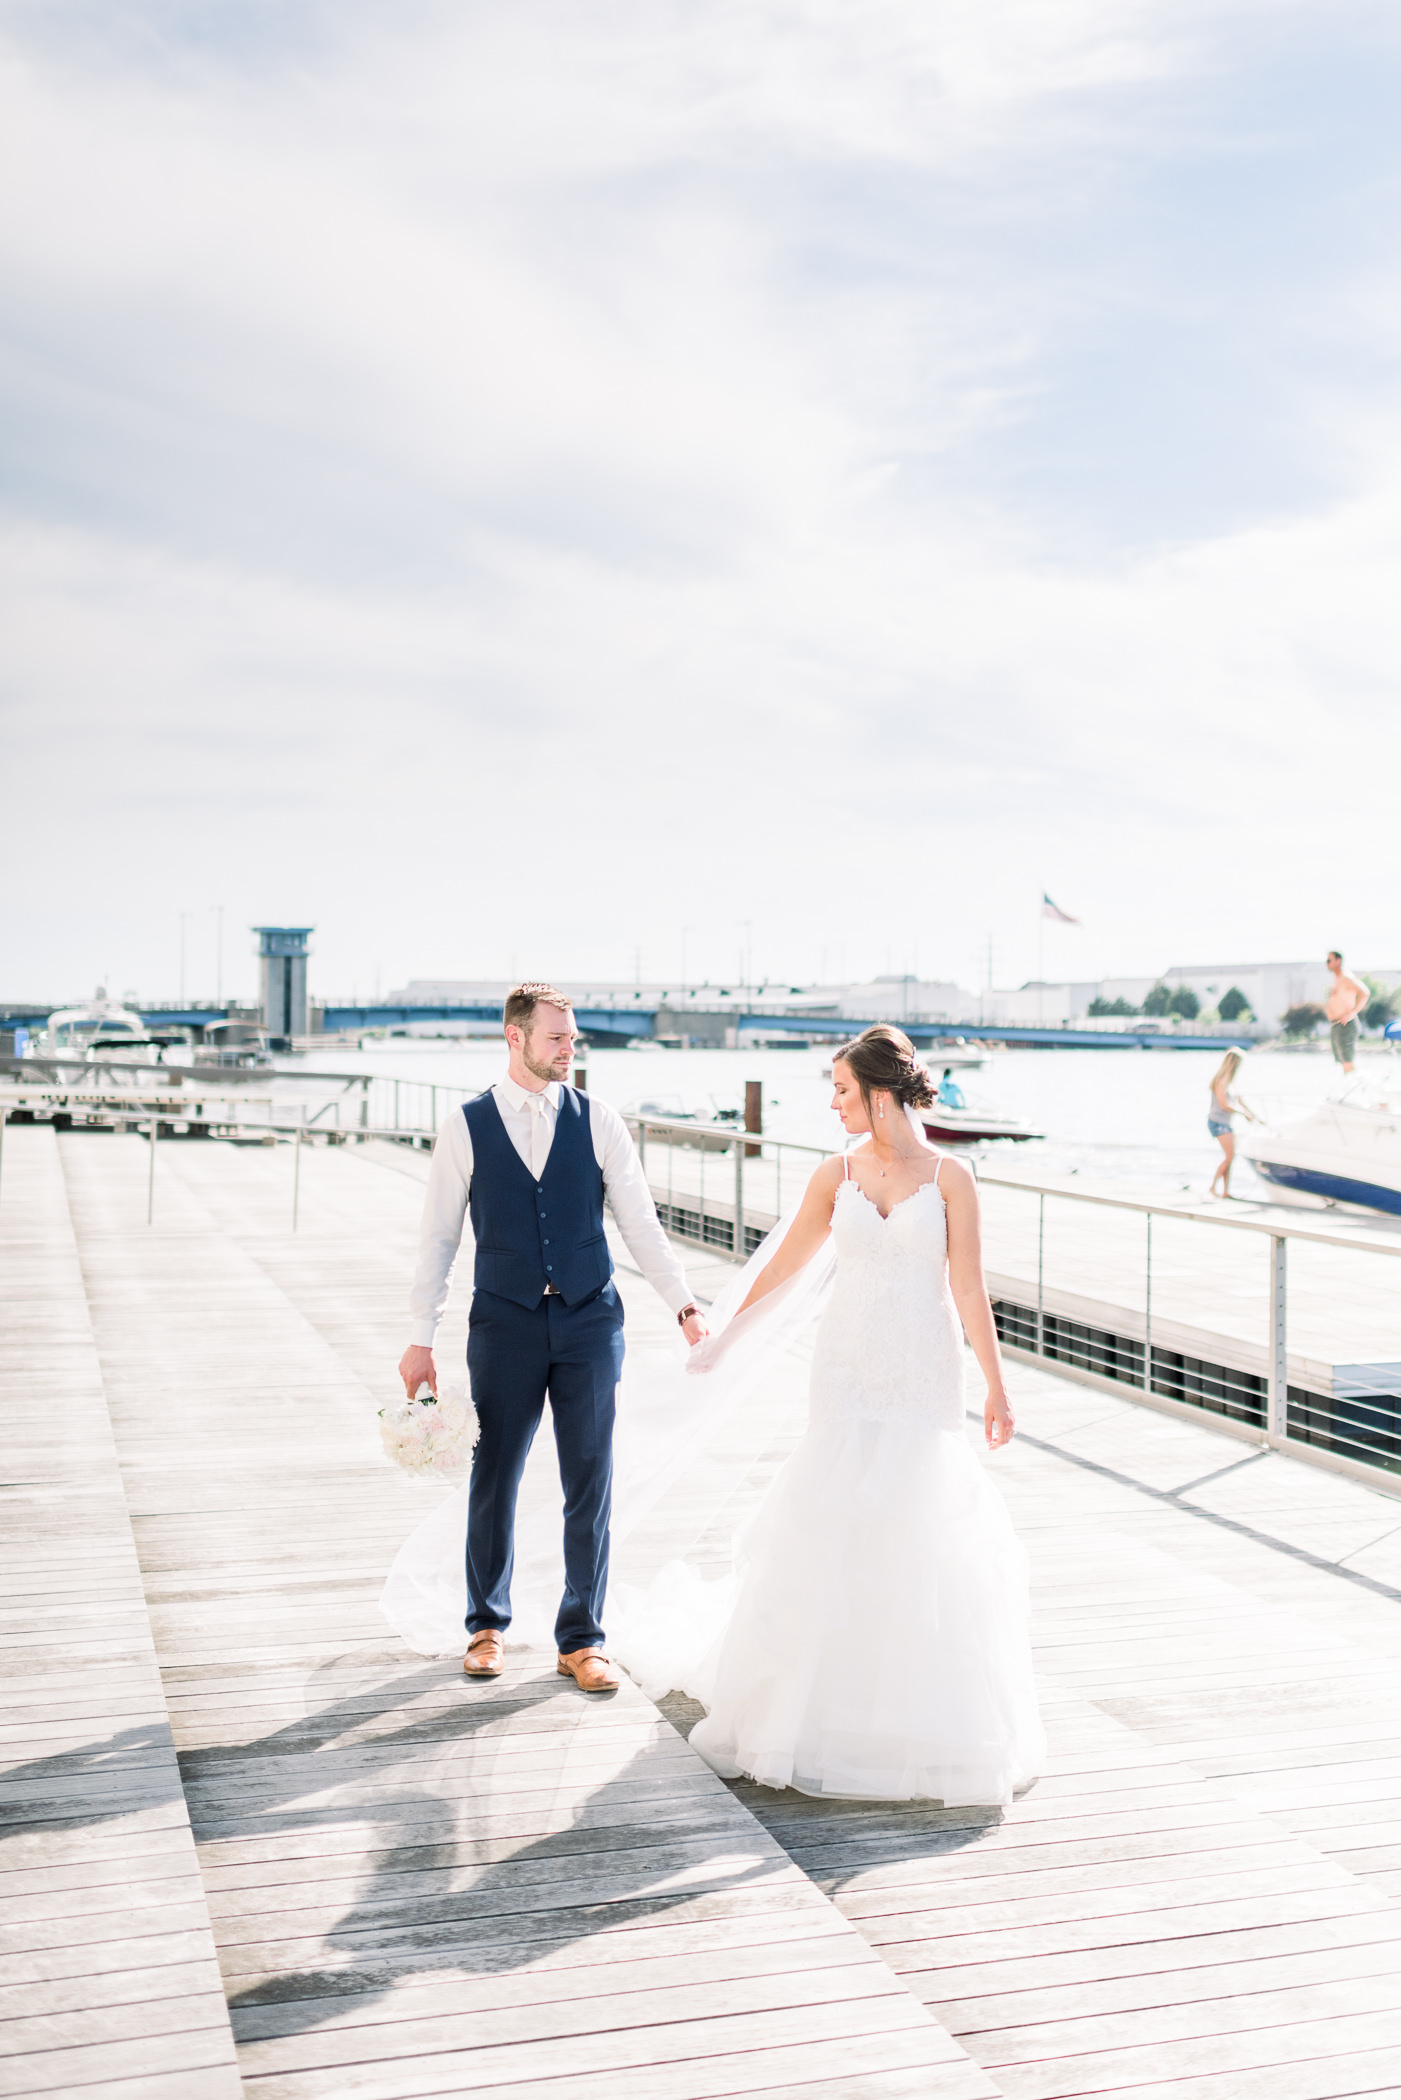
[1208,1049,1258,1198]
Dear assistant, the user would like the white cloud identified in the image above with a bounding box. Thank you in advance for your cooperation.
[3,0,1400,999]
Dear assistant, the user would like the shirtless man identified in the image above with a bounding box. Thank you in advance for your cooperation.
[1325,950,1368,1073]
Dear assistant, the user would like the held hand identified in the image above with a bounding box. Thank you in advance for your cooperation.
[985,1388,1016,1450]
[681,1311,709,1348]
[398,1343,437,1399]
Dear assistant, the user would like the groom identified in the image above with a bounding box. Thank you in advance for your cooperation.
[398,983,707,1691]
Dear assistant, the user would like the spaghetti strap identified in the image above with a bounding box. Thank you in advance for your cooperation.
[842,1151,851,1181]
[931,1153,943,1190]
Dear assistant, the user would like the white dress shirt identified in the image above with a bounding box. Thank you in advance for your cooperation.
[407,1075,694,1345]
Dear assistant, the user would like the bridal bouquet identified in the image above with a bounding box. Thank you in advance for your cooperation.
[379,1381,478,1483]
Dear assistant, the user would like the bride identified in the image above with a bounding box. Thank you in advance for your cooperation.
[674,1024,1044,1806]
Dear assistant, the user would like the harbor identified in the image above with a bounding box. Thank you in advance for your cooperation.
[6,1116,1401,2097]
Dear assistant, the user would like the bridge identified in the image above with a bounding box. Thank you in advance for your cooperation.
[277,1004,1257,1052]
[0,998,1255,1052]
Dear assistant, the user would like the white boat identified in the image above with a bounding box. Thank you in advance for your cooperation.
[624,1093,697,1121]
[43,992,155,1062]
[1244,1084,1401,1216]
[195,1020,273,1070]
[920,1101,1042,1145]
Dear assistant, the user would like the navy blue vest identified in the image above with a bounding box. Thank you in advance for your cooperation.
[464,1086,613,1310]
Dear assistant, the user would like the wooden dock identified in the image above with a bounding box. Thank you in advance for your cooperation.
[4,1123,1401,2097]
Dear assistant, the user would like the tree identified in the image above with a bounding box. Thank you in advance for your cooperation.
[1141,982,1172,1017]
[1168,986,1200,1021]
[1282,1002,1326,1038]
[1089,996,1140,1017]
[1362,977,1401,1030]
[1217,986,1252,1023]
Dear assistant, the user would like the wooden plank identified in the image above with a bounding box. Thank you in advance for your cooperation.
[230,1994,958,2098]
[0,1127,239,2099]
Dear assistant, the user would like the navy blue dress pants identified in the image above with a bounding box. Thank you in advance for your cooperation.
[465,1284,625,1653]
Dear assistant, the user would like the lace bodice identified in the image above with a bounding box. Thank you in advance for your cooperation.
[807,1174,967,1427]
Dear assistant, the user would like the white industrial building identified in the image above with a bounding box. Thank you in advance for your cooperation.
[1159,961,1333,1033]
[380,961,1390,1038]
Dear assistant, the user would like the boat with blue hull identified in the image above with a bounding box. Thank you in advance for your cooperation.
[1246,1087,1401,1217]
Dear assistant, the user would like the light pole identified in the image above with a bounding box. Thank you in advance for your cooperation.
[213,904,225,1011]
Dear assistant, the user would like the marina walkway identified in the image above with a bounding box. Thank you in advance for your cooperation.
[4,1124,1401,2097]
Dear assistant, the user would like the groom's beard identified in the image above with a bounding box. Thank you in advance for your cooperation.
[522,1045,571,1085]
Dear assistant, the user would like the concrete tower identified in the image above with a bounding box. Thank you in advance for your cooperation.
[254,927,312,1045]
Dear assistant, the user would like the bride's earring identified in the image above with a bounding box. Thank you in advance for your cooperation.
[877,1097,885,1119]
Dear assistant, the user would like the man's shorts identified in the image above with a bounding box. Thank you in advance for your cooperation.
[1330,1018,1358,1064]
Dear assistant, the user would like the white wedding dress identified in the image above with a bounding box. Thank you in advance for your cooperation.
[676,1158,1045,1805]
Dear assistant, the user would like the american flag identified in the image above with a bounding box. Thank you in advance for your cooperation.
[1042,893,1080,925]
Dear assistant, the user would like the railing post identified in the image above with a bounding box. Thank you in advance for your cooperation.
[1268,1235,1287,1443]
[394,1078,400,1131]
[359,1078,369,1136]
[734,1131,745,1258]
[0,1106,5,1206]
[1144,1213,1152,1391]
[1036,1192,1045,1357]
[293,1111,304,1232]
[147,1113,157,1225]
[745,1079,762,1160]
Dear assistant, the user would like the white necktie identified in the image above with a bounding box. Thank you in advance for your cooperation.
[529,1092,551,1179]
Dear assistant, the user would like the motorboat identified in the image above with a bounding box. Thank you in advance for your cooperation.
[920,1102,1042,1145]
[1244,1084,1401,1216]
[820,1052,986,1081]
[195,1020,273,1070]
[44,993,155,1062]
[625,1093,697,1121]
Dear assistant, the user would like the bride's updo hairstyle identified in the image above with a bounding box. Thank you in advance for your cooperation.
[833,1025,935,1119]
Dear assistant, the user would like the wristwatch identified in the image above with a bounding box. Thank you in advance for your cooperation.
[677,1303,699,1326]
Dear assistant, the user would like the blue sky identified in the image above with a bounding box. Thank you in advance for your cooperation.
[3,0,1401,1001]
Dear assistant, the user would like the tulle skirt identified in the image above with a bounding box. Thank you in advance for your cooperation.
[617,1416,1044,1806]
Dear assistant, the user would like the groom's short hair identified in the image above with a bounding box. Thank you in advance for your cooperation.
[504,981,572,1035]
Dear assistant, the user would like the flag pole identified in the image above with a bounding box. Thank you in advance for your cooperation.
[1038,892,1044,1027]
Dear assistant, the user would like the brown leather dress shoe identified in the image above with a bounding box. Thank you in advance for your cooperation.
[557,1646,620,1694]
[464,1629,505,1678]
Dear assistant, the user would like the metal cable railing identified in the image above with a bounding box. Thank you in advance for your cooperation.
[619,1117,1401,1495]
[6,1067,1398,1491]
[970,1170,1401,1489]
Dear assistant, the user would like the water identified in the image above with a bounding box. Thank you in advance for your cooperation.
[293,1036,1378,1200]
